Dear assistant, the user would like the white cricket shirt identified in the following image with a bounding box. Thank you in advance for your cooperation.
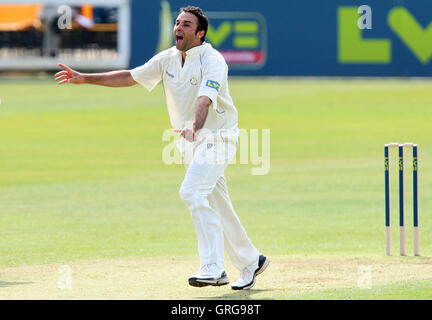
[130,42,238,136]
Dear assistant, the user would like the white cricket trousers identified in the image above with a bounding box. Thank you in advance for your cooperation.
[178,136,259,271]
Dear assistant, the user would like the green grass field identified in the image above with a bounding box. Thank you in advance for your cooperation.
[1,77,432,299]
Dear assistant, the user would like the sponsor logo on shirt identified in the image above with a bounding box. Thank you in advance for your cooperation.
[206,80,220,91]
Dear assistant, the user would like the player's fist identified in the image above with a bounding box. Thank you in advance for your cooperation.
[174,128,196,142]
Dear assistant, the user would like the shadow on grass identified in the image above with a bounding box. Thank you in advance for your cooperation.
[197,289,276,300]
[0,281,33,288]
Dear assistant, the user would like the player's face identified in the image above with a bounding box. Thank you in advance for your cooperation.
[174,12,204,52]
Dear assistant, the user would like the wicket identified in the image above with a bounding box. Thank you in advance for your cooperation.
[384,142,419,256]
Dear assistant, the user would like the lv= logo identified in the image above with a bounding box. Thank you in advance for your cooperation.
[339,6,432,65]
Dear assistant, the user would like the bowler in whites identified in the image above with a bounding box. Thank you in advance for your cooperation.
[54,6,269,290]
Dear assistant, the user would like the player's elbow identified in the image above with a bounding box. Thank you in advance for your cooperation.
[124,71,137,87]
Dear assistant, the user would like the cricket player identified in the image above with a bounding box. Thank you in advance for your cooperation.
[54,6,269,290]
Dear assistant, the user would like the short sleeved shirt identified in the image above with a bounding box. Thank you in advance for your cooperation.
[130,42,238,135]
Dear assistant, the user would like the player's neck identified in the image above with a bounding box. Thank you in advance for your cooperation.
[180,42,203,67]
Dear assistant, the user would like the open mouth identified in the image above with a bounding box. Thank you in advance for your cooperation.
[175,35,184,45]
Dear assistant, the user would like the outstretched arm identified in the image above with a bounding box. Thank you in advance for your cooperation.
[54,63,136,87]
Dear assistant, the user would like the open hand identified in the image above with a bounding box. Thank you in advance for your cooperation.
[54,63,85,85]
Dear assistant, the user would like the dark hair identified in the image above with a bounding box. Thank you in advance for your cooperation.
[180,6,208,43]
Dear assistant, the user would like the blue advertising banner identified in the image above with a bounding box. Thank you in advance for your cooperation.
[130,0,432,76]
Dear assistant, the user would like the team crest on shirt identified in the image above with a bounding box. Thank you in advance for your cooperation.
[190,77,198,85]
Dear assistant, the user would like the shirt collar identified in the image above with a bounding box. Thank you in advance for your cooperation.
[184,42,208,57]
